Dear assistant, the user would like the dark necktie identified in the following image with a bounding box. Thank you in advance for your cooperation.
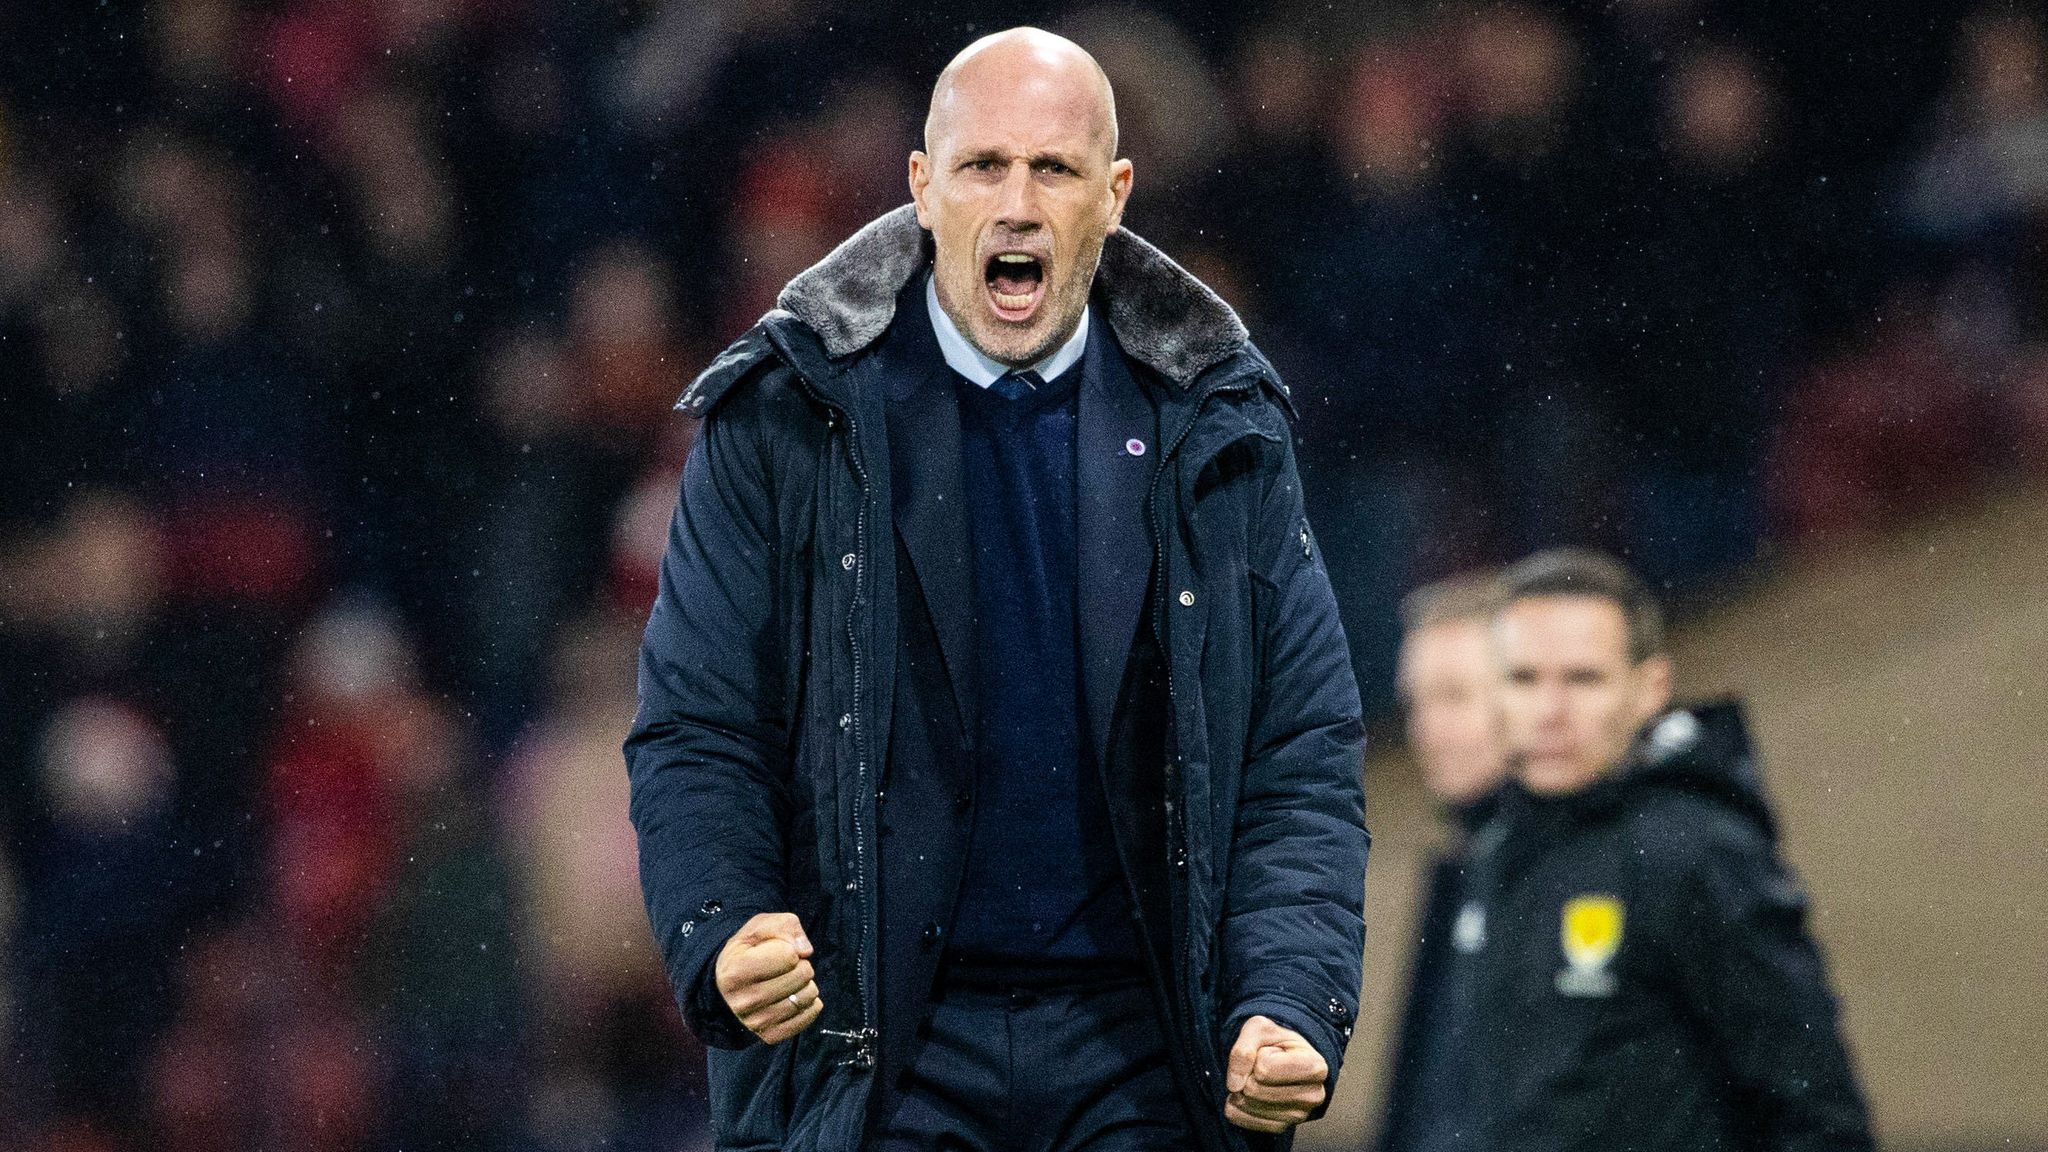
[990,369,1043,400]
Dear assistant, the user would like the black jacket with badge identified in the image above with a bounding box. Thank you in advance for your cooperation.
[1453,700,1874,1152]
[623,206,1369,1152]
[1377,795,1496,1152]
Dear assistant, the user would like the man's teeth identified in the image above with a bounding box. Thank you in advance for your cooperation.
[990,253,1040,310]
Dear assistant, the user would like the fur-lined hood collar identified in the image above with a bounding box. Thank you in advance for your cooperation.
[678,204,1274,418]
[777,203,1247,388]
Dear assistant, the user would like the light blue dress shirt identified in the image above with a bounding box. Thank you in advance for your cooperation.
[925,271,1090,387]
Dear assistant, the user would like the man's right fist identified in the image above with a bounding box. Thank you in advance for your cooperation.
[714,912,824,1045]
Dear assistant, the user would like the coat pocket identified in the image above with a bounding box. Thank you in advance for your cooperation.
[706,1041,794,1150]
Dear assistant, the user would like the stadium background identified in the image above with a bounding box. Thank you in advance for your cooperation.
[2,0,2045,1149]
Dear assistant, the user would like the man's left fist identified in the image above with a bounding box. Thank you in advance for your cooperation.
[1223,1015,1329,1133]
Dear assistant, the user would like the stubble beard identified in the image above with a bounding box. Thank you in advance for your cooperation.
[953,235,1106,368]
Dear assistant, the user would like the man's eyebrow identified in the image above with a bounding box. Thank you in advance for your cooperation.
[951,147,1089,168]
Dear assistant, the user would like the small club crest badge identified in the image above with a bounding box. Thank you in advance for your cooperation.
[1555,894,1624,997]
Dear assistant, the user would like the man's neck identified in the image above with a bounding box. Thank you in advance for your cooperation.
[926,272,1089,387]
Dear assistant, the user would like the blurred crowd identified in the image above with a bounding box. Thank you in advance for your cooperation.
[1,0,2044,1149]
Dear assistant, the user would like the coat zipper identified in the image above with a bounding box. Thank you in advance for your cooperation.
[794,377,878,1072]
[1147,370,1262,1119]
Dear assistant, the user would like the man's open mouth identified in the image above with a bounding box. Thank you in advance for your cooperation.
[985,251,1046,322]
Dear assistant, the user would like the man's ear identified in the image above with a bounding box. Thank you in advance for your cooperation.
[1106,157,1134,232]
[909,151,933,229]
[1637,654,1675,722]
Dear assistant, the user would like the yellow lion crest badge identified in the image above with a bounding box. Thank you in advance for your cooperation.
[1555,894,1624,997]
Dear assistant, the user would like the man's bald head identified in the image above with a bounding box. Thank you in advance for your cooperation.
[925,27,1119,168]
[909,27,1133,367]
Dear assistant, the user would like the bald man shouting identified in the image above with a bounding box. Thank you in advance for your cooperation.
[627,28,1368,1152]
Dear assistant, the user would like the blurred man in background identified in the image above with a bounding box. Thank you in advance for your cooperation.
[1435,548,1873,1151]
[1377,571,1509,1152]
[1393,572,1511,814]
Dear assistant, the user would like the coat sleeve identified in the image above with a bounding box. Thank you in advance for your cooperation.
[1669,826,1876,1151]
[624,381,794,1051]
[1218,415,1371,1112]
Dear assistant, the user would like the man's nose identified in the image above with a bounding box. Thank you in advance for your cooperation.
[994,160,1044,227]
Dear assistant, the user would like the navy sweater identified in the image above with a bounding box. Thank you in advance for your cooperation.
[946,358,1139,970]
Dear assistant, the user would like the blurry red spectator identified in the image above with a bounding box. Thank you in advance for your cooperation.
[499,610,664,1029]
[1770,285,1990,540]
[147,921,380,1152]
[147,926,274,1152]
[607,460,683,614]
[271,1009,381,1152]
[263,601,424,973]
[719,135,841,339]
[160,494,321,606]
[569,240,695,438]
[1337,38,1454,196]
[260,0,501,134]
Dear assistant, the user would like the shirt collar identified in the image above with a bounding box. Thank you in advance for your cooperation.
[925,271,1090,388]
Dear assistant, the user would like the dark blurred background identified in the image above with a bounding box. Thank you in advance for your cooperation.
[2,1,2045,1149]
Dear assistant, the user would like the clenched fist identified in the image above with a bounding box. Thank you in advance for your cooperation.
[715,912,824,1045]
[1223,1015,1329,1133]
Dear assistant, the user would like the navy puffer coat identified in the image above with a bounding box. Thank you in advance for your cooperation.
[626,206,1369,1151]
